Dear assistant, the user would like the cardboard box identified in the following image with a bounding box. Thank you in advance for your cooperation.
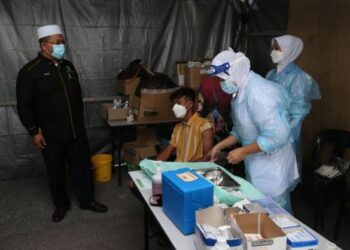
[235,213,287,250]
[195,206,243,250]
[100,103,128,121]
[117,77,140,95]
[175,62,187,86]
[186,66,206,90]
[162,168,214,235]
[131,88,179,122]
[122,140,158,165]
[136,126,157,141]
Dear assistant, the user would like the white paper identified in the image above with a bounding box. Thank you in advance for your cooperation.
[132,171,152,189]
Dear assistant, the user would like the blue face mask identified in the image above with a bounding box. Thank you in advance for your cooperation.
[220,80,238,95]
[51,44,65,59]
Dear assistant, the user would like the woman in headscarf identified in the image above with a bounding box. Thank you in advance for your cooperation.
[266,35,321,178]
[209,49,298,213]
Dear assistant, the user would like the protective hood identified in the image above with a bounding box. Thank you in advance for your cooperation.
[211,49,251,87]
[273,35,303,73]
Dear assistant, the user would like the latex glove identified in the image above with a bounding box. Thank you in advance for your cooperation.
[227,147,246,164]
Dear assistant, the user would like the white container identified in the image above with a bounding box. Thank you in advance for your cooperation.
[152,167,162,195]
[212,236,230,250]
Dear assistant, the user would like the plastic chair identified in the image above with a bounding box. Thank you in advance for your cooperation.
[305,129,350,231]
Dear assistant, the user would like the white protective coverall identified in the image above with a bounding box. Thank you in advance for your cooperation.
[211,50,299,211]
[266,35,321,176]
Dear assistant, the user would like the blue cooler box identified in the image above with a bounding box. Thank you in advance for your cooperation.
[162,167,213,235]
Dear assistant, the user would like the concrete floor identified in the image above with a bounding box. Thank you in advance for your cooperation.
[0,168,349,250]
[0,170,173,250]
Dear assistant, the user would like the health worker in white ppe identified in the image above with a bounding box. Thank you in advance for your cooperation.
[266,35,321,178]
[208,49,299,213]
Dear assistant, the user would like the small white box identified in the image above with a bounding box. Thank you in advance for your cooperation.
[286,228,318,250]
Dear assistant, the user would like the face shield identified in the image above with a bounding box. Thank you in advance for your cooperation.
[210,50,251,88]
[207,62,231,77]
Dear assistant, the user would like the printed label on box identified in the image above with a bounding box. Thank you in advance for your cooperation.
[176,172,198,182]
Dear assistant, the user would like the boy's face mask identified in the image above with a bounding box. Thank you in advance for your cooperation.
[172,103,187,118]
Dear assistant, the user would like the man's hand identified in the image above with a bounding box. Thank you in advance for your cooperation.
[32,131,47,150]
[227,147,246,164]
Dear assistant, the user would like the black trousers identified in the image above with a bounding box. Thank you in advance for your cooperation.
[42,137,94,208]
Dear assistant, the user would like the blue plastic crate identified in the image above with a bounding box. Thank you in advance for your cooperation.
[162,167,213,235]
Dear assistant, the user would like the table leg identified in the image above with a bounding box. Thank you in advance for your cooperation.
[111,127,116,175]
[144,203,149,250]
[117,127,122,187]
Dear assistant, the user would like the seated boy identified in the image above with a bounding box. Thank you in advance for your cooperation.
[156,87,214,162]
[129,87,214,243]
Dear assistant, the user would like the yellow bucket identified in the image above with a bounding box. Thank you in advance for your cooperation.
[91,154,112,182]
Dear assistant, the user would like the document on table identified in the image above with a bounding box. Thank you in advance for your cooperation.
[132,170,152,189]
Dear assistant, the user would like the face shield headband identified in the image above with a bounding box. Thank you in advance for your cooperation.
[206,62,231,76]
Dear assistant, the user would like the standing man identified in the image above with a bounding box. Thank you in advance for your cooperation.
[16,24,107,222]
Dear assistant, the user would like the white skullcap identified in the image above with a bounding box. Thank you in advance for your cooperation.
[37,25,63,40]
[211,49,251,86]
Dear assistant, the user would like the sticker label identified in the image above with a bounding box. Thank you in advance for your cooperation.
[176,172,198,182]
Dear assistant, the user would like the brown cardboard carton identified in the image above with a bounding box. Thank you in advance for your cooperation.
[117,77,140,95]
[235,213,286,250]
[186,66,206,91]
[100,103,128,121]
[175,62,187,86]
[122,140,158,165]
[131,88,179,122]
[137,127,157,141]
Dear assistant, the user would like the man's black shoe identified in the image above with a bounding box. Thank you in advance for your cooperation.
[80,200,108,212]
[52,207,69,222]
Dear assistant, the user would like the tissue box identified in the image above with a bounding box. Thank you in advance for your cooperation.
[162,167,213,235]
[270,214,318,250]
[195,206,243,250]
[100,103,128,121]
[286,229,318,250]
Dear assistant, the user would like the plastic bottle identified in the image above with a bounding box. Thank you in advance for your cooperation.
[152,167,162,196]
[123,100,129,108]
[113,99,118,109]
[126,109,134,122]
[211,236,230,250]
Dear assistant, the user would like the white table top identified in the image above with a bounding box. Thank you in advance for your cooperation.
[129,170,341,250]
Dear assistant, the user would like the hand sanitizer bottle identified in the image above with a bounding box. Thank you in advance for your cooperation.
[212,236,230,250]
[152,167,162,196]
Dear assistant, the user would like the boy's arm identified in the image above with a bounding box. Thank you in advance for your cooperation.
[193,127,214,162]
[156,144,176,161]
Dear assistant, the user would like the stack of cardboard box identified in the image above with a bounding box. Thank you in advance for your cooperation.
[130,88,179,122]
[122,127,160,165]
[174,60,210,91]
[116,77,179,122]
[101,77,180,122]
